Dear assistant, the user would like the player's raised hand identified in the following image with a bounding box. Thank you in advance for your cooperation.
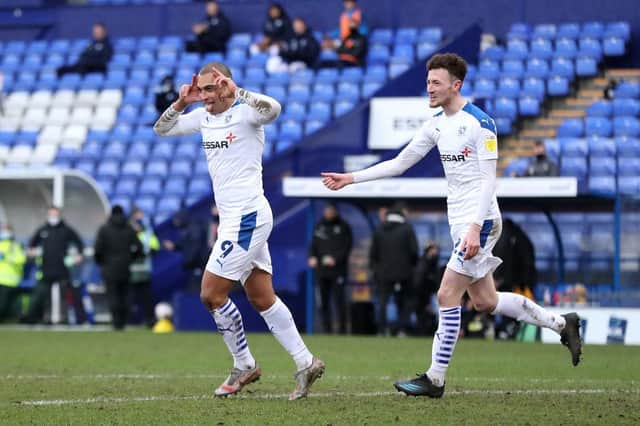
[321,172,354,191]
[211,67,237,100]
[175,74,200,110]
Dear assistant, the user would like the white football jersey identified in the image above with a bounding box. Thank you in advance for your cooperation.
[406,102,501,225]
[160,100,274,219]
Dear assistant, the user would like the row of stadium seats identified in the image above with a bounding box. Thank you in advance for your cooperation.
[506,21,630,42]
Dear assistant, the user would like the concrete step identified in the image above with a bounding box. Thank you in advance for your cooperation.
[550,109,585,119]
[520,128,556,140]
[533,118,565,128]
[565,98,595,108]
[577,88,605,99]
[607,69,640,80]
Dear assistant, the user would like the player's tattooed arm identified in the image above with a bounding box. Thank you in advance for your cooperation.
[236,88,281,123]
[153,106,181,135]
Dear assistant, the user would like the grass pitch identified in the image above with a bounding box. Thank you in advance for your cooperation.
[1,328,639,425]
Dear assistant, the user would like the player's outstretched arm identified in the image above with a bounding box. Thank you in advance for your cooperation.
[210,67,281,124]
[321,172,354,191]
[153,74,202,137]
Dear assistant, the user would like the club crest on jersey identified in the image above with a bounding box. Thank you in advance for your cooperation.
[202,132,237,150]
[458,125,467,136]
[225,114,232,123]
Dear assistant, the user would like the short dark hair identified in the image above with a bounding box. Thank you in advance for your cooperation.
[426,53,468,82]
[199,62,232,78]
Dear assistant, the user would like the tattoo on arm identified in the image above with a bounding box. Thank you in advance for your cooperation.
[237,88,272,115]
[153,106,180,134]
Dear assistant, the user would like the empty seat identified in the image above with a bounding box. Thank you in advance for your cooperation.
[280,120,303,141]
[560,157,588,177]
[589,157,616,175]
[584,117,612,137]
[164,178,188,196]
[586,100,612,117]
[581,22,604,39]
[497,78,521,98]
[547,76,570,96]
[575,56,597,77]
[96,161,120,179]
[587,136,616,156]
[156,197,182,216]
[114,178,139,197]
[613,116,640,137]
[615,137,640,156]
[614,82,640,99]
[120,160,145,178]
[38,125,65,145]
[521,77,546,100]
[169,160,193,177]
[188,178,211,196]
[613,99,640,117]
[525,58,549,78]
[518,96,540,116]
[334,100,356,117]
[529,38,553,60]
[501,59,525,78]
[138,178,164,197]
[146,160,169,177]
[476,59,500,80]
[618,177,640,194]
[618,158,640,176]
[560,137,588,156]
[494,98,517,120]
[307,102,331,122]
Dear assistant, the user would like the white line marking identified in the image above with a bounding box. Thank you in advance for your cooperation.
[14,388,640,406]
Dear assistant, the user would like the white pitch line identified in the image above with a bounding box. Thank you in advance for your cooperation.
[14,388,640,406]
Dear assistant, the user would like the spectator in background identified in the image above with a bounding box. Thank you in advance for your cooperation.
[525,140,558,177]
[493,218,537,339]
[23,206,85,324]
[266,18,320,74]
[412,242,442,336]
[186,0,231,54]
[369,204,418,336]
[163,209,208,293]
[308,203,353,334]
[57,23,113,77]
[129,207,160,328]
[604,79,619,100]
[323,0,367,48]
[154,76,179,115]
[320,18,368,68]
[250,3,292,55]
[94,205,143,330]
[0,224,26,322]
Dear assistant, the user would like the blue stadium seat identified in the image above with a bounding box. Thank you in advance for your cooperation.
[169,160,193,178]
[50,39,71,54]
[525,58,549,79]
[557,119,584,137]
[245,67,266,84]
[134,126,155,141]
[544,139,560,160]
[150,142,174,160]
[613,99,640,116]
[120,160,145,178]
[96,161,120,179]
[518,96,540,116]
[507,23,532,41]
[146,160,169,177]
[460,82,473,97]
[341,67,364,84]
[103,142,128,160]
[497,78,520,98]
[501,59,525,78]
[75,160,96,176]
[228,33,252,50]
[557,23,581,40]
[529,38,553,60]
[603,37,626,56]
[367,45,390,65]
[476,59,500,80]
[480,45,504,61]
[614,82,640,99]
[188,178,212,197]
[266,72,290,86]
[289,69,314,85]
[495,118,512,135]
[336,82,361,102]
[615,137,640,156]
[114,178,139,197]
[613,116,640,137]
[362,81,383,98]
[618,158,640,176]
[581,22,604,39]
[547,75,570,96]
[494,98,517,120]
[370,29,393,46]
[533,24,556,40]
[134,51,155,68]
[575,56,598,77]
[417,42,437,59]
[473,78,496,98]
[584,117,612,137]
[138,36,160,51]
[334,100,356,117]
[618,177,640,194]
[521,77,546,100]
[392,44,414,62]
[226,49,247,68]
[466,64,477,81]
[389,60,410,78]
[578,37,602,60]
[307,102,331,122]
[264,123,278,141]
[174,143,199,161]
[589,176,616,194]
[305,120,325,135]
[138,178,164,197]
[96,177,114,195]
[551,57,575,79]
[128,142,151,159]
[115,37,136,52]
[164,178,187,196]
[395,27,418,45]
[554,38,578,59]
[82,142,103,160]
[560,157,587,177]
[604,22,631,42]
[282,102,306,122]
[504,39,528,60]
[312,83,336,103]
[280,120,303,141]
[588,136,616,156]
[135,197,157,216]
[503,157,529,176]
[589,156,616,175]
[288,84,311,103]
[419,27,442,44]
[315,69,339,84]
[560,137,588,156]
[586,100,612,117]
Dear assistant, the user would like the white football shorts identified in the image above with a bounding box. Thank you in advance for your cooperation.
[205,204,273,284]
[446,218,503,282]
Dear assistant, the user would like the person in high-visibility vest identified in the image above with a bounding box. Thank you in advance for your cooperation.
[0,224,26,321]
[129,207,160,328]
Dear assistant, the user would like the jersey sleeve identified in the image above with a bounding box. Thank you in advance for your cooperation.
[405,119,440,156]
[153,107,204,137]
[474,120,499,160]
[236,89,281,126]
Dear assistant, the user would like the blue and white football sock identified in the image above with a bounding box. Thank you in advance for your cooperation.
[492,292,565,333]
[260,297,313,371]
[427,306,461,386]
[212,299,256,370]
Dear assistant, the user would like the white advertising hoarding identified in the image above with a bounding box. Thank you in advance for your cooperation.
[541,307,640,345]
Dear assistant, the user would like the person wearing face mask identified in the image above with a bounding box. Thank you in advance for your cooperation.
[0,224,26,322]
[524,140,559,177]
[155,76,179,115]
[129,207,160,328]
[23,206,85,324]
[412,242,443,336]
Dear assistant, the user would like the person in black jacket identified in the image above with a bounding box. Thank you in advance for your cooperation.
[308,203,352,334]
[23,206,85,324]
[412,242,442,336]
[251,3,292,54]
[369,205,418,336]
[186,1,231,54]
[320,18,368,68]
[154,75,179,115]
[94,205,143,330]
[57,23,113,76]
[525,141,559,177]
[266,18,319,73]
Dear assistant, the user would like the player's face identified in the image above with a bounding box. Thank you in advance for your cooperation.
[426,68,461,108]
[197,72,229,114]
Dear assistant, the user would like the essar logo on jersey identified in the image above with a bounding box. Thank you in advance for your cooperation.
[440,147,472,162]
[202,132,237,150]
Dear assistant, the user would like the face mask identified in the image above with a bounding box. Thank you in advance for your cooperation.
[48,217,60,226]
[0,231,12,240]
